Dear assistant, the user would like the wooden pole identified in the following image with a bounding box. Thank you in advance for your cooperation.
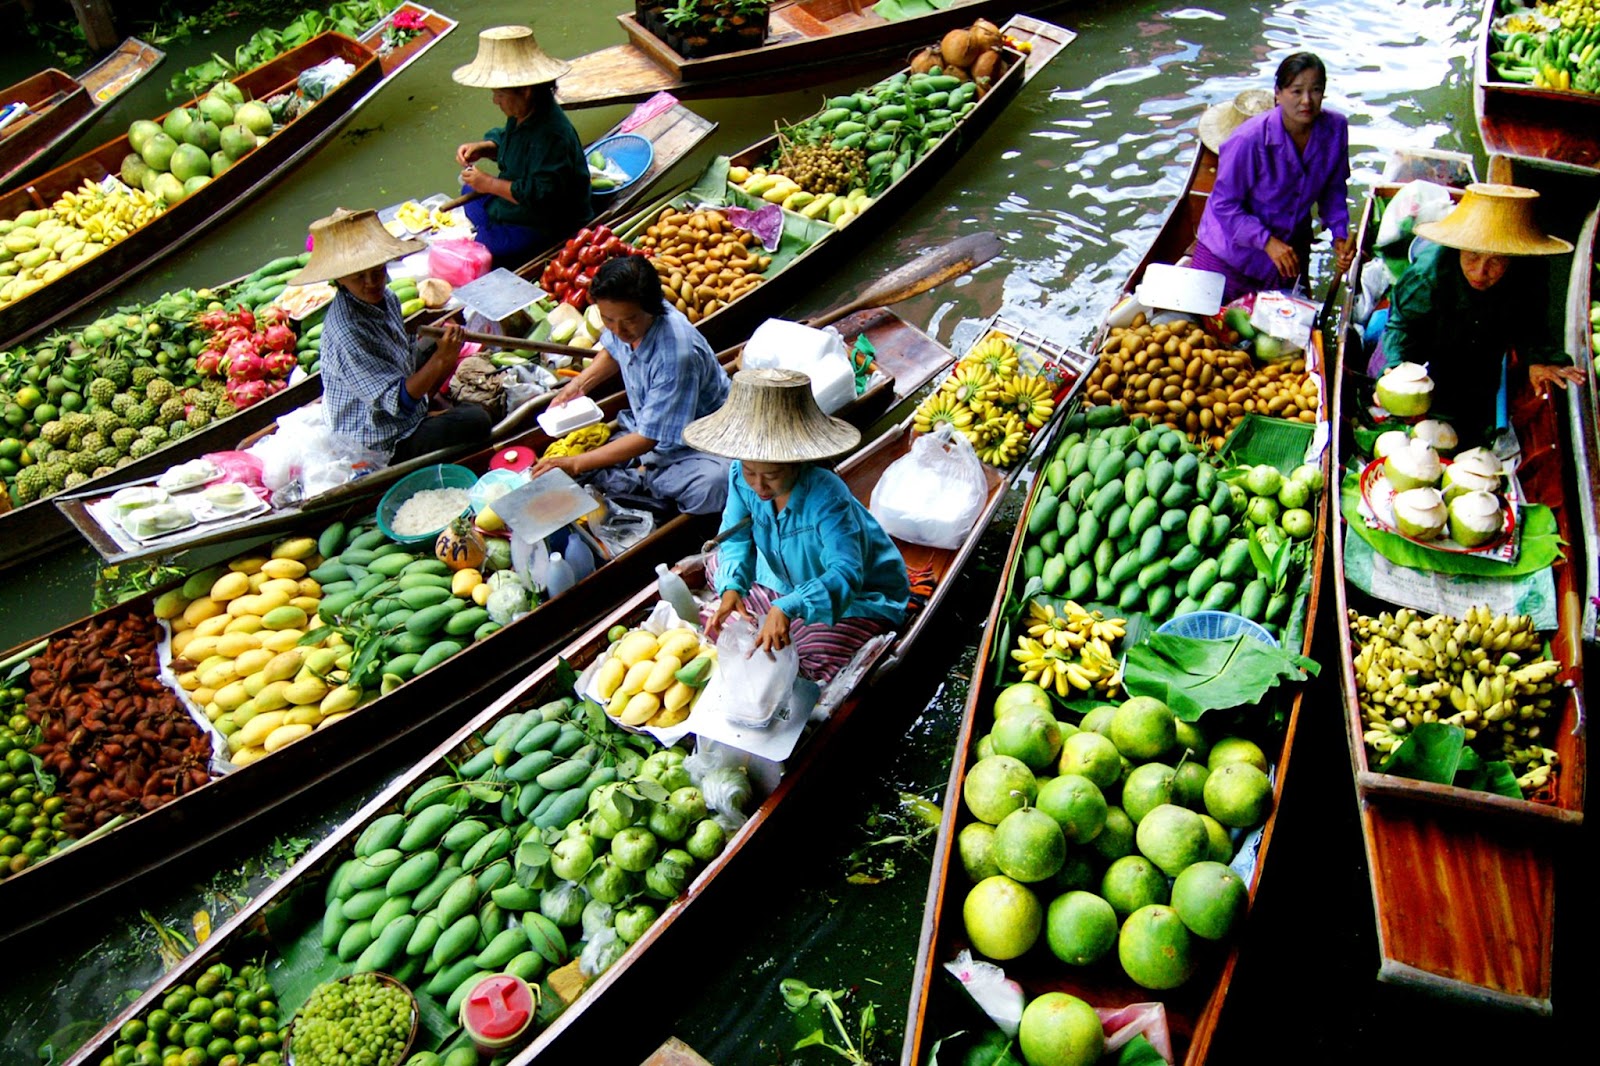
[70,0,119,54]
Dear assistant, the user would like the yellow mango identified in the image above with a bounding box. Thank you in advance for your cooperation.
[258,630,303,652]
[192,686,216,708]
[199,661,239,690]
[223,614,265,634]
[210,571,250,601]
[272,537,317,560]
[289,595,321,614]
[171,615,194,634]
[262,649,304,683]
[232,647,276,677]
[214,680,251,712]
[320,683,362,716]
[619,659,654,698]
[621,691,661,726]
[264,723,314,753]
[261,557,308,580]
[171,628,198,658]
[231,710,287,751]
[297,578,322,597]
[662,680,695,713]
[153,588,189,620]
[228,555,268,575]
[176,670,202,692]
[472,583,492,606]
[216,631,262,659]
[606,687,630,718]
[452,568,483,597]
[194,614,232,638]
[318,712,351,730]
[231,745,267,766]
[195,654,228,676]
[284,677,329,705]
[253,680,292,713]
[656,630,701,663]
[247,572,268,592]
[648,705,689,729]
[182,596,222,626]
[180,635,220,662]
[595,657,628,700]
[643,655,681,694]
[214,713,236,736]
[615,631,660,667]
[259,577,302,598]
[243,670,270,698]
[284,705,324,728]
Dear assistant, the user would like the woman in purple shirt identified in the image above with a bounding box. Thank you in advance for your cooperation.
[1193,53,1355,301]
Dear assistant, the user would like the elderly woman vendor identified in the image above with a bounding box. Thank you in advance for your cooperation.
[294,209,488,462]
[452,26,594,268]
[686,369,909,685]
[1193,52,1354,301]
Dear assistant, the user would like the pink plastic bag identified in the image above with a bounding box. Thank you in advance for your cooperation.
[429,239,492,287]
[202,451,270,502]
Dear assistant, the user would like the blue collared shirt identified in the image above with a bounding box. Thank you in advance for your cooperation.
[715,462,909,626]
[319,288,425,455]
[601,304,729,466]
[1196,107,1351,286]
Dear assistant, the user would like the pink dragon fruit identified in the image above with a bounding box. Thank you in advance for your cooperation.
[196,349,223,376]
[263,322,297,353]
[226,379,269,408]
[225,340,265,382]
[263,350,298,377]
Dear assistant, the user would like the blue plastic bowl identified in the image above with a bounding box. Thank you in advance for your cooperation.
[588,134,654,197]
[1156,610,1279,648]
[377,464,477,545]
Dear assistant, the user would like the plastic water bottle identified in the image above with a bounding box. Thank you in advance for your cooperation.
[563,529,596,581]
[545,553,576,598]
[655,563,698,624]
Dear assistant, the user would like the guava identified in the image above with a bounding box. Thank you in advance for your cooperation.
[1045,891,1118,967]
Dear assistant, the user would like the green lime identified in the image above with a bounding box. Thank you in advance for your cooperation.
[178,1049,205,1066]
[182,1021,211,1048]
[119,1018,148,1044]
[0,438,21,460]
[194,970,223,997]
[231,1034,258,1059]
[209,1007,236,1033]
[162,987,193,1014]
[257,1030,281,1052]
[145,1009,171,1034]
[185,996,212,1019]
[232,990,257,1014]
[205,1036,233,1061]
[0,836,20,858]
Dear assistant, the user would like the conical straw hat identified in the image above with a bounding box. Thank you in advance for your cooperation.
[1198,89,1274,152]
[683,368,861,463]
[1413,183,1573,256]
[290,208,424,285]
[452,26,571,88]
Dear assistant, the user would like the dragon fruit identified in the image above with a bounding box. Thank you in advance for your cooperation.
[196,350,223,376]
[226,379,268,408]
[263,350,298,377]
[225,342,265,382]
[263,322,297,353]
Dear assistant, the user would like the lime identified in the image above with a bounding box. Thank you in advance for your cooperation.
[1172,761,1210,811]
[1173,719,1209,761]
[958,822,1000,882]
[1018,991,1105,1066]
[0,438,20,460]
[1118,904,1197,989]
[209,1006,237,1033]
[994,681,1053,720]
[991,807,1066,883]
[1171,860,1248,940]
[962,755,1038,825]
[1108,696,1175,761]
[205,1037,233,1061]
[1134,803,1207,877]
[14,386,41,410]
[1199,814,1234,862]
[1045,891,1118,967]
[182,1022,211,1049]
[1036,773,1107,844]
[113,1045,138,1066]
[186,997,213,1019]
[194,970,224,997]
[1203,762,1272,827]
[1100,855,1168,920]
[119,1019,148,1044]
[179,1049,206,1066]
[1057,731,1120,789]
[1207,736,1268,773]
[231,1035,258,1059]
[162,987,193,1014]
[991,706,1062,771]
[1088,805,1134,861]
[962,875,1044,960]
[1120,762,1176,824]
[146,1009,171,1034]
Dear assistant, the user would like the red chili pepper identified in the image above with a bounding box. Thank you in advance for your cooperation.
[593,224,612,242]
[578,246,605,267]
[575,227,594,246]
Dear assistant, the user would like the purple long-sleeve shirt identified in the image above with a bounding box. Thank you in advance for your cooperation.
[1195,107,1350,290]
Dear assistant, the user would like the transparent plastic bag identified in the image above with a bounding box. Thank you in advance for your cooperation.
[579,927,627,978]
[713,613,798,729]
[684,739,754,828]
[869,423,986,549]
[1375,180,1454,248]
[296,57,355,101]
[943,949,1026,1037]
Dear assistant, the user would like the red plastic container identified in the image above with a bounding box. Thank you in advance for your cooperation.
[460,973,535,1053]
[428,238,493,288]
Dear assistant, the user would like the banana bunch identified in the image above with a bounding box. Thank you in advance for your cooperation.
[943,363,999,407]
[971,408,1027,466]
[53,179,162,244]
[910,331,1060,466]
[543,422,611,458]
[995,374,1056,429]
[965,333,1020,378]
[1011,601,1125,697]
[1349,605,1565,794]
[595,626,716,729]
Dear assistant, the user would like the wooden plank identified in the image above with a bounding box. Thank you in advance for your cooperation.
[1563,200,1600,645]
[641,1037,714,1066]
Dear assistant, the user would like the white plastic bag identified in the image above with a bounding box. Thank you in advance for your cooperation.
[742,319,856,414]
[1375,180,1454,248]
[1248,290,1318,357]
[943,950,1026,1037]
[869,424,986,549]
[713,612,799,729]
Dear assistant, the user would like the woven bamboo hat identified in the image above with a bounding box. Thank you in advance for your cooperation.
[1414,183,1573,256]
[1198,89,1274,152]
[452,26,571,88]
[683,368,860,463]
[290,208,424,285]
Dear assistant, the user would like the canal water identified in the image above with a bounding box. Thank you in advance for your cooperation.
[0,0,1582,1062]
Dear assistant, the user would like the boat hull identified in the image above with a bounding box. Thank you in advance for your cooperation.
[1473,0,1600,174]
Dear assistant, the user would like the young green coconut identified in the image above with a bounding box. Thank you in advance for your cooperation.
[1441,446,1503,502]
[1375,362,1434,417]
[1393,486,1448,541]
[1383,437,1442,492]
[1372,429,1412,461]
[1448,489,1503,548]
[1411,418,1458,455]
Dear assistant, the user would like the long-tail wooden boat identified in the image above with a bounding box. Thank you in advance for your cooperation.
[0,38,165,189]
[1473,0,1600,174]
[555,0,1063,110]
[531,13,1075,352]
[1564,197,1599,645]
[0,300,957,944]
[58,378,1056,1066]
[0,5,458,352]
[1327,176,1587,1013]
[902,138,1330,1065]
[0,101,716,574]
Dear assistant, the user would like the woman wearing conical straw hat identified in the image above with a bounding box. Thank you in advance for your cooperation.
[684,369,910,684]
[1376,182,1578,436]
[453,26,594,268]
[293,209,489,461]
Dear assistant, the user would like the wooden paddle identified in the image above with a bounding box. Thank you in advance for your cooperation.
[418,323,593,360]
[438,190,485,212]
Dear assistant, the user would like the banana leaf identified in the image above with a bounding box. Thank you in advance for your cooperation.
[1122,631,1318,722]
[1377,721,1521,797]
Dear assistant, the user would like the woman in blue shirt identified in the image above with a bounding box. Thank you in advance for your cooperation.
[684,369,909,684]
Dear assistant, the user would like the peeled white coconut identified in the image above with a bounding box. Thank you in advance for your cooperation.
[1384,437,1442,492]
[1411,419,1458,454]
[1393,487,1449,541]
[1373,429,1412,461]
[1375,362,1434,417]
[1448,490,1503,548]
[1442,447,1503,502]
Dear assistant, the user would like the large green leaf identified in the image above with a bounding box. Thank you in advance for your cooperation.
[1122,632,1318,721]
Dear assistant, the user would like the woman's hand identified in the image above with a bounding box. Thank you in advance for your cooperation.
[1265,236,1300,278]
[708,589,749,639]
[529,453,583,479]
[1530,364,1585,396]
[455,140,494,167]
[1333,236,1356,276]
[754,606,791,656]
[549,376,586,409]
[432,321,464,365]
[459,166,502,196]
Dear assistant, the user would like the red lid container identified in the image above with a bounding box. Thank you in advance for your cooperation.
[460,973,535,1052]
[489,446,537,472]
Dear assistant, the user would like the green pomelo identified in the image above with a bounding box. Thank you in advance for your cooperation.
[1108,696,1176,761]
[1099,855,1167,920]
[141,169,161,195]
[1018,992,1105,1066]
[140,132,178,172]
[958,822,1000,882]
[1045,891,1118,967]
[1172,761,1210,811]
[1057,718,1079,740]
[1057,731,1121,790]
[198,93,235,127]
[1118,904,1197,990]
[128,119,162,156]
[1049,852,1100,893]
[169,143,211,182]
[220,123,256,162]
[151,172,186,205]
[1199,814,1233,863]
[1036,774,1107,844]
[1207,736,1268,773]
[995,681,1053,720]
[992,706,1063,772]
[1134,803,1207,877]
[183,175,211,195]
[1089,805,1134,861]
[162,106,196,141]
[1171,860,1247,940]
[992,807,1066,883]
[1120,762,1176,824]
[209,80,244,108]
[962,875,1043,960]
[1174,719,1209,761]
[211,151,233,177]
[963,755,1038,825]
[1203,762,1272,828]
[120,152,152,190]
[974,733,996,760]
[183,118,221,153]
[1079,706,1115,736]
[235,100,273,137]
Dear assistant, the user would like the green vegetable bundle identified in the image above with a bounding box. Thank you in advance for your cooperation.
[168,0,403,99]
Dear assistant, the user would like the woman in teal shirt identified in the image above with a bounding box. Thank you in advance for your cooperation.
[685,369,909,684]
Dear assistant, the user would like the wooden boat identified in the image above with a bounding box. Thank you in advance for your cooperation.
[1473,0,1600,174]
[1564,197,1600,645]
[57,375,1053,1066]
[0,39,165,189]
[531,13,1075,352]
[1326,178,1587,1013]
[0,301,957,943]
[0,5,458,352]
[555,0,1064,110]
[902,140,1330,1065]
[0,101,715,574]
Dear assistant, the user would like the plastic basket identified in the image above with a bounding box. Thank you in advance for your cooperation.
[588,133,654,197]
[1155,610,1279,648]
[469,468,527,513]
[376,464,477,544]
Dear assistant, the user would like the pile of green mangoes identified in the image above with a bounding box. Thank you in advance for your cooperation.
[97,961,282,1066]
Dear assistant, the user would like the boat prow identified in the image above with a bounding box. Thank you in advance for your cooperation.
[1473,0,1600,174]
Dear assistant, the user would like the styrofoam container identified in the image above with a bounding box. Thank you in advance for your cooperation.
[742,318,855,414]
[537,396,604,437]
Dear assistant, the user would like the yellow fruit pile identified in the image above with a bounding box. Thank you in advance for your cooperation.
[0,186,163,307]
[913,332,1057,466]
[595,626,716,729]
[727,165,872,226]
[1010,600,1125,698]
